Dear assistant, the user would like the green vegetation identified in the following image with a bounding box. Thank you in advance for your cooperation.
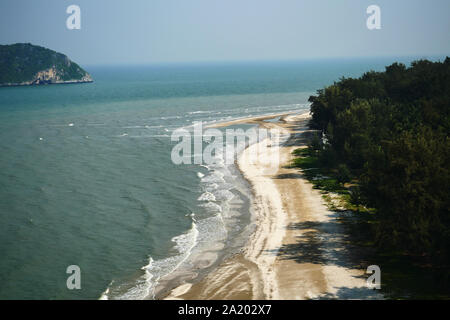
[296,58,450,297]
[0,43,91,84]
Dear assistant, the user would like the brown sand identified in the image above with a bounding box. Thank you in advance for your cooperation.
[164,111,382,300]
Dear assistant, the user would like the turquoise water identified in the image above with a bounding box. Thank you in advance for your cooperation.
[0,58,422,299]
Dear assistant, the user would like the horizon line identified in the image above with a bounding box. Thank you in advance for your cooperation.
[80,54,450,68]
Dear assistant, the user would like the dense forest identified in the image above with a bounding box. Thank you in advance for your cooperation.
[307,58,450,275]
[0,43,90,84]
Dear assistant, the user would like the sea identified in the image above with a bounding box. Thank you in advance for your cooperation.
[0,57,429,299]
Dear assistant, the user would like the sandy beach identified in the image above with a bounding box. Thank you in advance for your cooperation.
[163,111,383,300]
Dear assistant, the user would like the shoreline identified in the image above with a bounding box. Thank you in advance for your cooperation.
[0,79,94,87]
[162,110,382,300]
[151,110,299,300]
[205,110,299,128]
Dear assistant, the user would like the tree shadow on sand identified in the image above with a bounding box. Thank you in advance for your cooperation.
[267,219,371,271]
[315,286,383,300]
[265,218,383,299]
[274,173,304,179]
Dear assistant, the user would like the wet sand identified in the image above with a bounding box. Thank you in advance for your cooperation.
[164,111,382,300]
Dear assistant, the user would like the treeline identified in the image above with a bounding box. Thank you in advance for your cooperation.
[308,58,450,266]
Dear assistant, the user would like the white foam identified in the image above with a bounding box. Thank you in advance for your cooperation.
[188,110,213,115]
[197,192,216,202]
[200,171,225,184]
[99,283,112,300]
[199,201,222,213]
[213,189,235,202]
[194,215,227,247]
[204,183,219,192]
[103,221,199,300]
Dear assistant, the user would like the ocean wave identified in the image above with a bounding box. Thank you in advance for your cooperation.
[199,201,222,213]
[203,183,219,192]
[213,189,235,202]
[197,191,216,202]
[101,221,199,300]
[200,171,225,184]
[194,214,227,247]
[187,110,214,115]
[197,172,205,178]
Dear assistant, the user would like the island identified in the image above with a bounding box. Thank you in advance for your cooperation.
[0,43,93,86]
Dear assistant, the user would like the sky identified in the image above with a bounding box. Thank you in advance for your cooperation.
[0,0,449,65]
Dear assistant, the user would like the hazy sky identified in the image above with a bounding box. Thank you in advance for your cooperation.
[0,0,449,65]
